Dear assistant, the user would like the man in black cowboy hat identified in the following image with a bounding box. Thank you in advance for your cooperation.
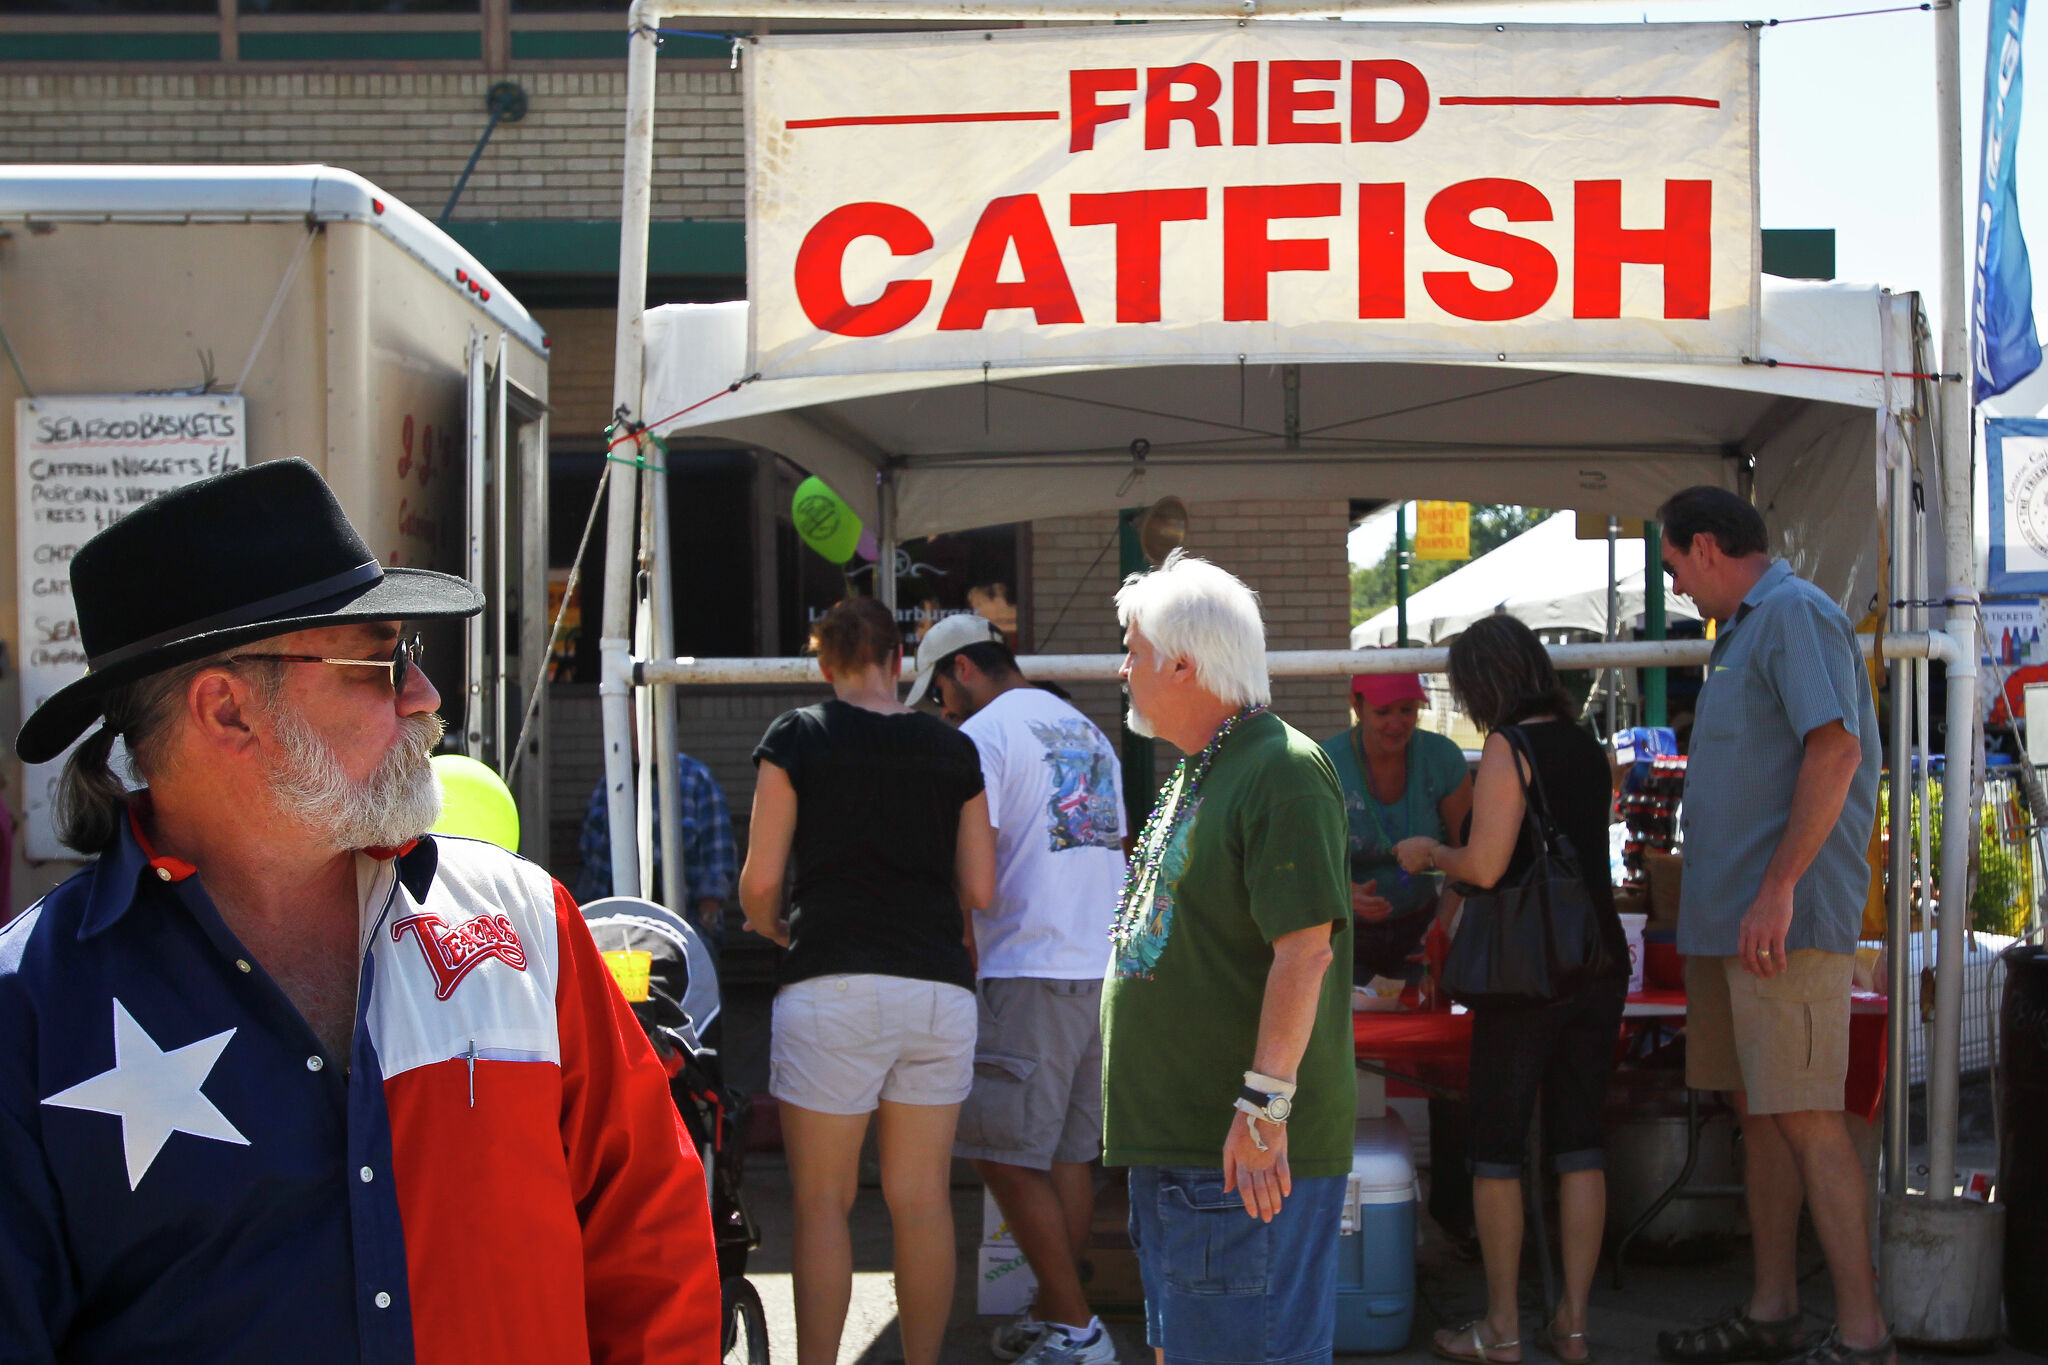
[0,459,720,1364]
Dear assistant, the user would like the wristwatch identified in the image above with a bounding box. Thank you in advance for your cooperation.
[1234,1086,1293,1124]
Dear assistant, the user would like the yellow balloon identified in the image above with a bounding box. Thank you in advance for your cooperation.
[431,754,520,853]
[791,475,863,564]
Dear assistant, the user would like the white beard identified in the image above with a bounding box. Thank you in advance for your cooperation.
[265,702,445,850]
[1124,702,1157,739]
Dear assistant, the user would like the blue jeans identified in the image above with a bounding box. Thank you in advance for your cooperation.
[1127,1165,1345,1365]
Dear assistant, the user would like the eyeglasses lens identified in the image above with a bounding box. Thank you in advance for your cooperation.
[393,635,421,691]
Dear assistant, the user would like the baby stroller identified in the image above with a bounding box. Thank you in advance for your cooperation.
[580,897,767,1364]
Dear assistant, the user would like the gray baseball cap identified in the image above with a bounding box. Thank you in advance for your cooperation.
[904,612,1006,707]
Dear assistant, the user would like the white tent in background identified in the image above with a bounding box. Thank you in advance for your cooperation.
[1350,511,1704,648]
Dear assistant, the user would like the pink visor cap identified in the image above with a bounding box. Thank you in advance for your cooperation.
[1351,673,1428,708]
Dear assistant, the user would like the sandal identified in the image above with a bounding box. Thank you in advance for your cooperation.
[1534,1322,1592,1364]
[1787,1328,1895,1365]
[1657,1310,1807,1364]
[1432,1320,1521,1364]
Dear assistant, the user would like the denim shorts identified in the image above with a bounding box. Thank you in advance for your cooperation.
[1127,1165,1346,1365]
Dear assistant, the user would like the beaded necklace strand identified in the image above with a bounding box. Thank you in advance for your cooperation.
[1110,703,1267,950]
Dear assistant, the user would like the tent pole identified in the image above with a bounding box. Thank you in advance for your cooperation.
[601,7,660,902]
[876,467,899,612]
[1926,0,1978,1206]
[1605,515,1620,736]
[1645,521,1667,726]
[1119,508,1157,835]
[1395,503,1409,645]
[1884,441,1914,1196]
[640,632,1952,686]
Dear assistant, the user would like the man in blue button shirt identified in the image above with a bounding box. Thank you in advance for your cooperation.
[1652,487,1891,1365]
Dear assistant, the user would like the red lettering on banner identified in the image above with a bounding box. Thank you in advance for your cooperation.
[1351,60,1429,142]
[1268,61,1341,144]
[1357,183,1405,319]
[794,202,933,336]
[1070,69,1138,152]
[1223,183,1341,322]
[1232,62,1260,146]
[939,194,1084,331]
[1573,179,1712,319]
[1071,188,1209,323]
[1423,178,1557,321]
[1144,65,1223,150]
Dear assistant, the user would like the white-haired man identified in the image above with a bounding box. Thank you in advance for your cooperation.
[1101,552,1353,1365]
[0,460,718,1363]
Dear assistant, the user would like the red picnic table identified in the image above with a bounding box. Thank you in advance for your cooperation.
[1353,988,1892,1289]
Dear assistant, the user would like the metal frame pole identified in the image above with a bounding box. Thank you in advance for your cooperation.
[1928,0,1978,1203]
[652,471,687,914]
[602,9,662,902]
[1885,439,1914,1196]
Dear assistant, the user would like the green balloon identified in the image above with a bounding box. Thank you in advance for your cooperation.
[431,754,521,853]
[792,475,863,565]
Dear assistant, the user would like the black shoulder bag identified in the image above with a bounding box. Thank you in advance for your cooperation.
[1439,725,1617,1008]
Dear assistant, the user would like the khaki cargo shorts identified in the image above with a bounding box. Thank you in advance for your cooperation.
[1685,949,1853,1115]
[952,976,1104,1170]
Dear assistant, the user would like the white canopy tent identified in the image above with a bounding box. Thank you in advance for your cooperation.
[605,0,1994,1279]
[1351,511,1705,648]
[639,281,1927,612]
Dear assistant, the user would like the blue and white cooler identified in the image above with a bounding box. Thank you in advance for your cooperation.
[1333,1111,1419,1354]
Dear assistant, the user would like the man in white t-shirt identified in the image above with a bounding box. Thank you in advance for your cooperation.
[908,614,1126,1365]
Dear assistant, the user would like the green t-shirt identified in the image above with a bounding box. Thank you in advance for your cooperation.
[1318,727,1469,919]
[1100,711,1355,1176]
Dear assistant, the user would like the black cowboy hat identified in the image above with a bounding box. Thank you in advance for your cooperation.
[17,458,483,765]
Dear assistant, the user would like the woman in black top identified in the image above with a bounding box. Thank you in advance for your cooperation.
[738,598,996,1365]
[1394,615,1627,1365]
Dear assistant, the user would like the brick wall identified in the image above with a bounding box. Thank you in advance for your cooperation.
[546,499,1351,879]
[1027,499,1354,792]
[532,306,617,442]
[0,69,742,222]
[545,681,827,883]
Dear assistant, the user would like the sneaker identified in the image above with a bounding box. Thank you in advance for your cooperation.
[1013,1320,1117,1365]
[991,1307,1047,1361]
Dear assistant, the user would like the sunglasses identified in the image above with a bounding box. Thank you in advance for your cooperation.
[232,632,424,692]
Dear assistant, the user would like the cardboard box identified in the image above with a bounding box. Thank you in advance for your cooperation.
[977,1244,1038,1317]
[982,1188,1016,1246]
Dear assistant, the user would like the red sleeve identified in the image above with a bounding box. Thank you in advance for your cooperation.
[552,879,723,1364]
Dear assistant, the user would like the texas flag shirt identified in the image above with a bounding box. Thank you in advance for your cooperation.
[0,816,720,1364]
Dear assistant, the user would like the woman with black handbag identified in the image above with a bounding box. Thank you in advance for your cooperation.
[1393,615,1630,1365]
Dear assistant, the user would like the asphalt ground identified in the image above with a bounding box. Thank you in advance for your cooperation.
[717,980,2045,1365]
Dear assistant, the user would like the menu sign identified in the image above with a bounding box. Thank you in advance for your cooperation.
[15,395,245,859]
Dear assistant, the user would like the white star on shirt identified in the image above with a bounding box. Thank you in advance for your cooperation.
[42,999,249,1190]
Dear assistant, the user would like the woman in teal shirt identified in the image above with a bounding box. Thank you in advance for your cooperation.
[1320,672,1474,981]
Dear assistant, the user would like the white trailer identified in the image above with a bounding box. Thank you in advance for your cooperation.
[0,164,551,910]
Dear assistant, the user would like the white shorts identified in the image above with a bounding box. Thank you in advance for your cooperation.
[769,973,977,1114]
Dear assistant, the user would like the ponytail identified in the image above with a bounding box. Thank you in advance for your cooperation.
[53,723,129,855]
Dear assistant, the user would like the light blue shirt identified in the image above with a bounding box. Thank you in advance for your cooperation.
[1677,559,1880,957]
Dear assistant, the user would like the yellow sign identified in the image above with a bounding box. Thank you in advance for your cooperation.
[1413,501,1471,561]
[602,949,654,1003]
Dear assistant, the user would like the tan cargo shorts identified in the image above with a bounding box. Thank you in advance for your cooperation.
[1684,949,1854,1115]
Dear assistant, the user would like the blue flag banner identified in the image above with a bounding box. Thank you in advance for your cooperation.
[1987,418,2048,592]
[1976,0,2043,402]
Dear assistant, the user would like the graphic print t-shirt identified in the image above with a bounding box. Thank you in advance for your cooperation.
[1099,710,1354,1176]
[959,686,1127,979]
